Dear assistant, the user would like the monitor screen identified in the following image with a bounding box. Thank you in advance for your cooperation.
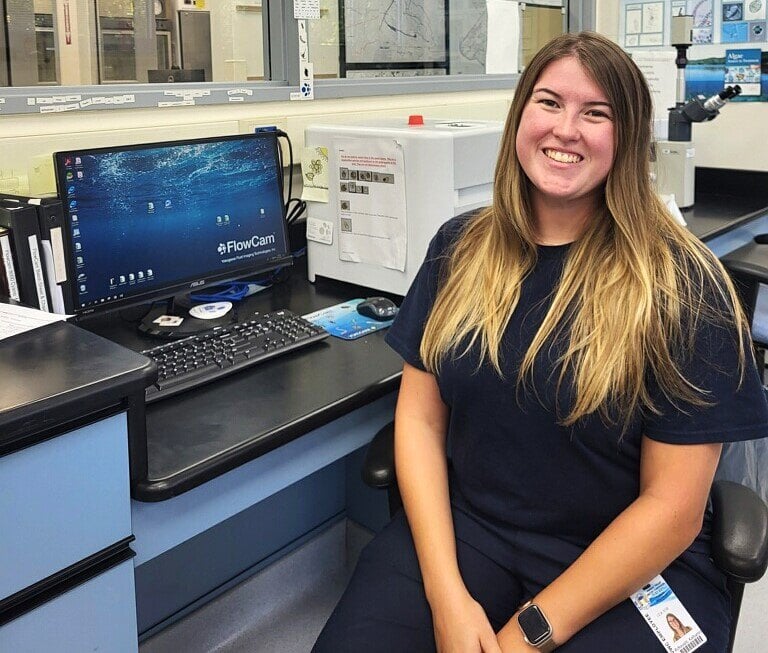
[54,133,291,317]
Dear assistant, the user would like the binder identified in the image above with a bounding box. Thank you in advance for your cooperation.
[0,201,50,311]
[0,226,20,301]
[0,194,72,314]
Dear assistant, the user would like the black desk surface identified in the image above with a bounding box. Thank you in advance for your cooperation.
[82,262,404,500]
[684,169,768,241]
[0,321,155,456]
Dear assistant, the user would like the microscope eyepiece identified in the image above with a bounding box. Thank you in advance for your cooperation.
[702,85,742,112]
[719,85,742,100]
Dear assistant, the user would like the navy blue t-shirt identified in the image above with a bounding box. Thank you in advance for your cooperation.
[385,213,768,558]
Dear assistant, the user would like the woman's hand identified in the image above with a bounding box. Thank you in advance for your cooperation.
[430,589,502,653]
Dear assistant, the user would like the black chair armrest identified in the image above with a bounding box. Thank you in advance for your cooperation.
[362,421,396,489]
[711,480,768,583]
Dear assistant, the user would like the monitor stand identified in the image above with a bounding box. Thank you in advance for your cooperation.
[137,294,236,339]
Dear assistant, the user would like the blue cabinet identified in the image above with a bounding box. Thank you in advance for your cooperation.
[0,411,138,652]
[0,322,155,651]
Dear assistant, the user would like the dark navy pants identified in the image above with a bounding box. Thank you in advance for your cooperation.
[313,510,731,652]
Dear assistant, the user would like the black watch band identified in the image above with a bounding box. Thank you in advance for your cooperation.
[517,601,557,651]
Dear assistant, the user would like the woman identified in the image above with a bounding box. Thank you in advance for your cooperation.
[313,32,768,652]
[667,613,693,642]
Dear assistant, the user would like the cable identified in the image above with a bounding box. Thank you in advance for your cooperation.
[276,130,307,225]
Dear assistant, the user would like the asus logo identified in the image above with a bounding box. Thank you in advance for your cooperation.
[190,279,205,288]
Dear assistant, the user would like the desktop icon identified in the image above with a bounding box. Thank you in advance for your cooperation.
[77,273,85,280]
[67,185,76,196]
[75,157,82,165]
[129,273,135,282]
[216,216,223,224]
[64,157,73,167]
[66,171,74,181]
[137,271,144,280]
[164,199,172,209]
[71,214,78,222]
[76,171,84,179]
[147,269,153,277]
[76,256,83,265]
[74,242,82,251]
[119,275,126,284]
[73,228,80,237]
[224,214,231,223]
[110,278,115,286]
[79,284,86,293]
[148,202,155,213]
[69,200,77,210]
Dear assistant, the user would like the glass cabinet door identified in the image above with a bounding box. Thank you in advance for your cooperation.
[96,0,137,82]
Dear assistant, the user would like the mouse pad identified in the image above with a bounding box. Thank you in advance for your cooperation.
[303,299,394,340]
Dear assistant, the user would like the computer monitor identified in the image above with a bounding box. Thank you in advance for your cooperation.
[54,133,291,332]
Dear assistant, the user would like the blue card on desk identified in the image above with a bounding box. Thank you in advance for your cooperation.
[303,299,394,340]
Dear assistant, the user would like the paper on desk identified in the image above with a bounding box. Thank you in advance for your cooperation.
[0,302,69,341]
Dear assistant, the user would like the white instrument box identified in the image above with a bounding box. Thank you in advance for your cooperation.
[305,119,504,295]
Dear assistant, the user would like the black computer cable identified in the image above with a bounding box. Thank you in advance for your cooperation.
[275,129,307,226]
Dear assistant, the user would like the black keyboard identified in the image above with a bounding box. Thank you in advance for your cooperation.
[143,309,328,403]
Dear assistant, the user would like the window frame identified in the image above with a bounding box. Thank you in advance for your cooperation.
[0,0,594,115]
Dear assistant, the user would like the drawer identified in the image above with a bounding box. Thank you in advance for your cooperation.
[0,558,137,652]
[0,412,132,598]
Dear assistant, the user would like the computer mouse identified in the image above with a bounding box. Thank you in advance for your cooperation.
[356,297,398,321]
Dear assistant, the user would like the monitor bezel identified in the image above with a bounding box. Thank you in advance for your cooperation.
[54,132,292,321]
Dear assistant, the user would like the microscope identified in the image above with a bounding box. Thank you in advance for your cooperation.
[653,15,741,208]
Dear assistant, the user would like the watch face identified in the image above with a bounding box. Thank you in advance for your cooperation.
[518,605,552,646]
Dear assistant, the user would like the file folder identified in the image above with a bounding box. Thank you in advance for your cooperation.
[0,194,72,314]
[0,227,20,301]
[0,201,50,311]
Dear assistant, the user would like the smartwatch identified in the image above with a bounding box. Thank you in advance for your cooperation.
[517,601,557,651]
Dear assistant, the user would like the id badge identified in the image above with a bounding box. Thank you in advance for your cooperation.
[631,575,707,652]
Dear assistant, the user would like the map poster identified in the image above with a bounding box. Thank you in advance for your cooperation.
[725,48,762,94]
[342,0,447,64]
[449,0,487,74]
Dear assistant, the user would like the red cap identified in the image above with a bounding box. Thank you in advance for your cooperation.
[408,114,424,126]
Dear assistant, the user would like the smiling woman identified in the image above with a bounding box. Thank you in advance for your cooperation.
[312,31,768,653]
[515,56,615,244]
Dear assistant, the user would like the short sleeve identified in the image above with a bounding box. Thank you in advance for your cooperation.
[643,288,768,444]
[385,215,468,370]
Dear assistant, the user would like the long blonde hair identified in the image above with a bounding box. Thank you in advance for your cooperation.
[420,32,747,429]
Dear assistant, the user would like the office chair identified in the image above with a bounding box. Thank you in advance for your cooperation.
[362,422,768,653]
